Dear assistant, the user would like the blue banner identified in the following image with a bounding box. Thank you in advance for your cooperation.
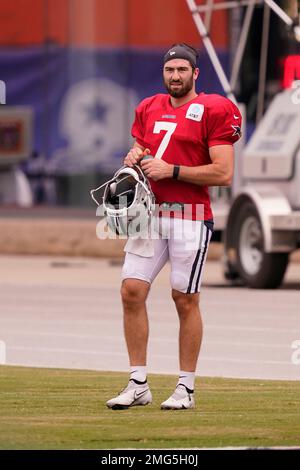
[0,45,229,174]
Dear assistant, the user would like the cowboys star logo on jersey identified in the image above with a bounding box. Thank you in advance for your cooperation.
[231,124,242,138]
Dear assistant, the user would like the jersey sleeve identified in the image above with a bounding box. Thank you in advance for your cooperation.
[206,97,242,147]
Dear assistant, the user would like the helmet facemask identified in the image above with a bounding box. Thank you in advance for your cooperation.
[91,165,155,237]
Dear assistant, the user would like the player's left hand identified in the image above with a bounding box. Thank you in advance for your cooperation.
[140,158,173,181]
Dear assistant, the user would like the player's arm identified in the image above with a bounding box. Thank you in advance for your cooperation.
[140,144,234,186]
[174,144,234,186]
[124,141,151,167]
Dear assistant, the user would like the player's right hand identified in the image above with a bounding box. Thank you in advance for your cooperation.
[124,147,150,167]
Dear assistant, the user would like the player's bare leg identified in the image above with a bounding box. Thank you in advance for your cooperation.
[161,290,201,409]
[121,278,150,366]
[172,290,202,371]
[106,279,151,409]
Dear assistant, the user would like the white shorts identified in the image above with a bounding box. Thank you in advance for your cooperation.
[121,217,213,294]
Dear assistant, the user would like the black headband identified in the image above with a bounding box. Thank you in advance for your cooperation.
[164,45,197,68]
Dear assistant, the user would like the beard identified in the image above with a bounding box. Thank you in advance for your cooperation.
[164,74,194,98]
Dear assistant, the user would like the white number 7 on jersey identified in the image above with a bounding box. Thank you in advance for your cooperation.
[153,121,177,159]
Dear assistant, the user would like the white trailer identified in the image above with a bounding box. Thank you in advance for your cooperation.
[187,0,300,288]
[221,85,300,288]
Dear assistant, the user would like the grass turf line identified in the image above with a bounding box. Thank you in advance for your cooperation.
[0,365,300,449]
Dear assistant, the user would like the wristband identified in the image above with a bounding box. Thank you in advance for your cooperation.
[173,165,180,180]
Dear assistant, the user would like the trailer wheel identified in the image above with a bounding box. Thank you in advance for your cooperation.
[234,201,288,288]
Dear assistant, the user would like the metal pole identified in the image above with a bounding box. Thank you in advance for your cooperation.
[196,0,262,13]
[263,0,293,25]
[204,0,214,32]
[289,0,298,18]
[186,0,237,102]
[256,2,270,124]
[230,0,256,91]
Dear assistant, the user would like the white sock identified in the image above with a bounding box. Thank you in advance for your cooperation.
[177,370,195,391]
[130,366,147,383]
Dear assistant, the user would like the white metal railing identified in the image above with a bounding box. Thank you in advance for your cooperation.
[186,0,299,104]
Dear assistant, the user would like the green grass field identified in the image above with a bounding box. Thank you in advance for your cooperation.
[0,365,300,449]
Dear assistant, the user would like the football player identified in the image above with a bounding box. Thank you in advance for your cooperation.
[106,43,242,410]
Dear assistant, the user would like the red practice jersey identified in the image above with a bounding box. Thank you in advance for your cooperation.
[131,93,242,220]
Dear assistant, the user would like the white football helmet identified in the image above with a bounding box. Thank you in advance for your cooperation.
[90,165,155,236]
